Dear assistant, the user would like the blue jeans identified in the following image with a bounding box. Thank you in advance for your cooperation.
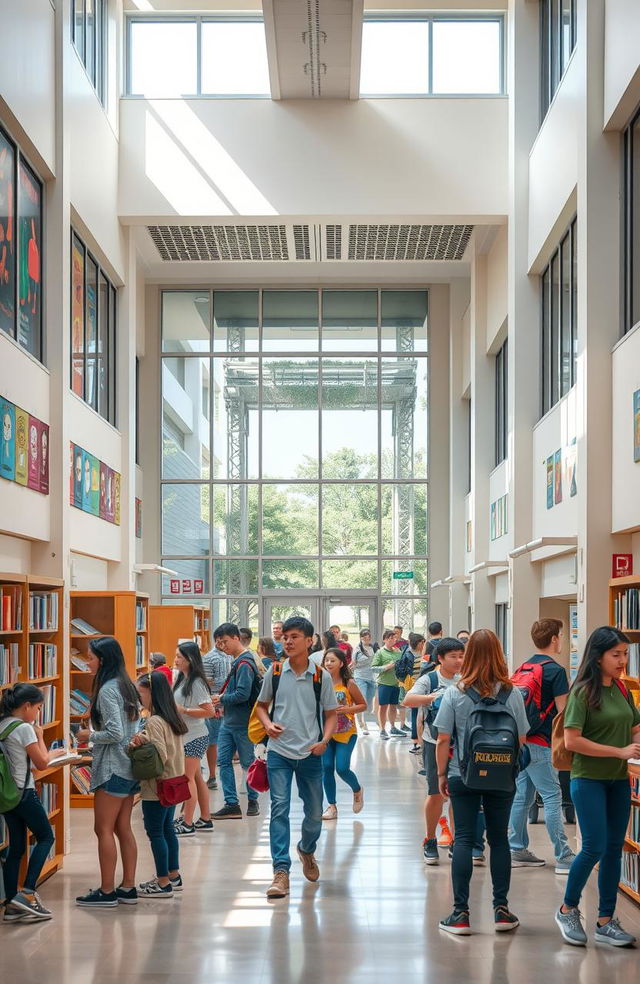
[322,735,361,804]
[449,775,514,912]
[564,778,630,918]
[354,678,376,710]
[218,723,258,804]
[508,743,570,861]
[141,800,178,878]
[267,750,324,872]
[2,789,54,902]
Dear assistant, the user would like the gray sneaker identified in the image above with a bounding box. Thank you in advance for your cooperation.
[554,852,576,874]
[511,848,545,867]
[555,907,587,946]
[594,917,636,947]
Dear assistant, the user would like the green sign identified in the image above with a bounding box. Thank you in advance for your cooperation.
[392,571,414,580]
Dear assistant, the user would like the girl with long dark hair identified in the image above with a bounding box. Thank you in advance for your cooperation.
[555,626,640,948]
[172,641,214,836]
[0,684,68,922]
[75,636,141,908]
[320,648,367,820]
[434,629,528,935]
[132,672,188,896]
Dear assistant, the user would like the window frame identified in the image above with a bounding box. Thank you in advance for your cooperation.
[623,107,640,335]
[541,218,577,416]
[494,339,508,467]
[540,0,576,122]
[71,0,107,105]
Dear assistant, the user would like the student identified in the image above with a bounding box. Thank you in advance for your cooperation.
[255,616,338,899]
[394,625,409,650]
[272,621,285,657]
[321,648,367,820]
[403,638,465,865]
[172,641,214,836]
[426,621,444,661]
[201,641,232,791]
[0,684,68,922]
[456,630,470,647]
[508,618,575,872]
[133,671,187,897]
[353,629,377,735]
[239,627,253,650]
[406,632,427,751]
[258,636,277,670]
[76,637,141,907]
[555,626,640,948]
[330,624,352,663]
[211,622,262,820]
[310,633,323,655]
[150,652,174,686]
[322,629,339,652]
[372,629,405,739]
[434,629,528,935]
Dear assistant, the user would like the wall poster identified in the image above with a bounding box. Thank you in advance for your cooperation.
[0,129,15,338]
[0,394,48,495]
[17,160,41,358]
[634,389,640,463]
[69,441,120,526]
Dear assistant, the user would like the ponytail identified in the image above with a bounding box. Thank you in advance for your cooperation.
[0,683,44,717]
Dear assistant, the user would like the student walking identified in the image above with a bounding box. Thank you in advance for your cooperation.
[555,627,640,948]
[76,637,141,907]
[372,629,404,739]
[134,671,187,897]
[172,642,214,836]
[258,636,277,671]
[0,684,68,922]
[201,641,232,791]
[254,616,338,899]
[508,618,575,872]
[434,629,528,935]
[353,629,378,734]
[320,648,366,820]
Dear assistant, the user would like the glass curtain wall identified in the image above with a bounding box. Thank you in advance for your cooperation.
[160,289,428,633]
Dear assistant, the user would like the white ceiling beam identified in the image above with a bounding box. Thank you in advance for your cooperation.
[349,0,363,100]
[262,0,282,101]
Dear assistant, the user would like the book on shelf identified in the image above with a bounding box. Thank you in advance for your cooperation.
[70,616,100,635]
[0,643,20,687]
[28,643,57,678]
[628,644,640,679]
[37,782,58,815]
[38,685,56,726]
[629,804,640,844]
[631,774,640,800]
[135,634,146,668]
[70,653,90,671]
[614,587,640,630]
[0,585,23,631]
[622,850,640,895]
[70,689,90,716]
[29,591,59,631]
[70,765,92,795]
[135,600,146,631]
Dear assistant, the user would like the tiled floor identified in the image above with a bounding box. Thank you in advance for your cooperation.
[3,734,640,982]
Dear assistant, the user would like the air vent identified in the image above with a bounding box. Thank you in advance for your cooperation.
[347,224,473,261]
[325,224,342,260]
[148,225,290,262]
[293,224,311,260]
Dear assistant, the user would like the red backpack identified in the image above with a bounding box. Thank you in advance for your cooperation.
[511,659,555,735]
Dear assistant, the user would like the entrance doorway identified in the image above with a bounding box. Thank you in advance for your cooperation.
[261,592,379,648]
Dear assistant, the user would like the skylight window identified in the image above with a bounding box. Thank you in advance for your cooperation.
[360,21,429,96]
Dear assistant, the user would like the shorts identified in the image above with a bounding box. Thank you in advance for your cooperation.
[205,715,222,746]
[95,775,141,799]
[184,734,209,759]
[423,741,445,796]
[377,684,400,706]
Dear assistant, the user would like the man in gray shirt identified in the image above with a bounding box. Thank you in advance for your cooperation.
[255,616,337,900]
[201,643,231,790]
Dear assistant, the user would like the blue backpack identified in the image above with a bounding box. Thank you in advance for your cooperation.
[394,645,414,682]
[424,671,446,736]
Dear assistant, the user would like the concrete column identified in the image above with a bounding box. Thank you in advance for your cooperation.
[428,284,451,606]
[449,279,471,634]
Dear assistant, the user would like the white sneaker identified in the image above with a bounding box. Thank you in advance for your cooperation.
[353,788,364,814]
[322,804,338,820]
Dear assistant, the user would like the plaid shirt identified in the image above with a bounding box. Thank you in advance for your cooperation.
[202,647,232,695]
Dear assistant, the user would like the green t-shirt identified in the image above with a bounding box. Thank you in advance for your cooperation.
[563,683,640,780]
[372,647,401,687]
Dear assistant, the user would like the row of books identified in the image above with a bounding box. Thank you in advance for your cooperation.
[30,591,59,631]
[629,805,640,845]
[613,588,640,630]
[70,689,90,717]
[0,643,19,687]
[135,634,146,668]
[135,601,146,631]
[70,616,100,635]
[631,774,640,801]
[621,850,640,895]
[71,765,92,795]
[38,782,58,816]
[0,585,23,631]
[70,653,90,672]
[28,643,57,679]
[628,644,640,679]
[38,685,56,725]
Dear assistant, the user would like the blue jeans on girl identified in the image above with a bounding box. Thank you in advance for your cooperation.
[141,800,179,878]
[2,789,54,902]
[322,734,361,804]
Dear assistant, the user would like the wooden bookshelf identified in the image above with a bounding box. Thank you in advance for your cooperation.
[149,603,211,664]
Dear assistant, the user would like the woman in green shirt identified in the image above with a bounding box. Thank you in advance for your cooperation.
[555,627,640,948]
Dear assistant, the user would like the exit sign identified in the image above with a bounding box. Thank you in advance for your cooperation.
[393,571,414,580]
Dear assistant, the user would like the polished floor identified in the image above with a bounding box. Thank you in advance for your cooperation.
[3,731,640,983]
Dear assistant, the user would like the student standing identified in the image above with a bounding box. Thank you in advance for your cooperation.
[76,637,141,907]
[150,652,174,686]
[406,632,427,751]
[434,629,528,935]
[320,648,367,820]
[272,621,285,657]
[372,629,405,739]
[0,684,68,922]
[258,636,278,670]
[555,627,640,948]
[134,671,187,897]
[201,641,232,791]
[172,642,214,836]
[426,621,444,661]
[353,629,378,735]
[255,616,338,899]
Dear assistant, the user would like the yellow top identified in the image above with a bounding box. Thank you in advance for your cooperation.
[333,683,356,743]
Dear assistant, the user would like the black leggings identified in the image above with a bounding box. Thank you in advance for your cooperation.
[2,789,54,902]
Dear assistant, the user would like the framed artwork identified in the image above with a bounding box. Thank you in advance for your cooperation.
[27,416,40,491]
[81,448,92,513]
[38,420,49,494]
[0,398,15,481]
[546,456,554,509]
[14,406,28,486]
[72,445,83,506]
[69,441,121,525]
[0,129,15,338]
[90,455,100,516]
[17,160,42,359]
[634,389,640,463]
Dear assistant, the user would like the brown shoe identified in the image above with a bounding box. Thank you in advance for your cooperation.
[266,870,290,899]
[297,846,320,882]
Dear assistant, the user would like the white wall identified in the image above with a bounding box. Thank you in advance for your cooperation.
[488,461,512,560]
[0,533,32,573]
[540,553,577,599]
[486,225,508,349]
[70,552,109,589]
[604,0,640,129]
[612,325,640,533]
[532,390,579,539]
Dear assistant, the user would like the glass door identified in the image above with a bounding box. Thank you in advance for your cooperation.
[261,593,321,638]
[323,594,379,650]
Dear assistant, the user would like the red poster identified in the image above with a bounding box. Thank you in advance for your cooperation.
[38,420,49,494]
[612,554,633,579]
[170,580,180,594]
[182,579,193,594]
[27,416,40,490]
[194,579,204,594]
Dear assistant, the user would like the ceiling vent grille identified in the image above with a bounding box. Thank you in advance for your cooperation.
[148,225,290,262]
[325,224,342,261]
[347,224,473,261]
[293,224,311,260]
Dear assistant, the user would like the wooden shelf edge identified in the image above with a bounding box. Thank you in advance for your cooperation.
[610,576,640,588]
[619,881,640,905]
[37,854,63,883]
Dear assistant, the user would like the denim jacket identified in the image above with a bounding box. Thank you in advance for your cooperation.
[220,652,261,729]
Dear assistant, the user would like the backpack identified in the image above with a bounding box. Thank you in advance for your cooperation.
[247,661,323,745]
[424,670,445,736]
[511,658,555,735]
[0,721,27,813]
[221,657,263,709]
[394,645,414,682]
[551,678,631,771]
[460,687,521,793]
[127,740,164,781]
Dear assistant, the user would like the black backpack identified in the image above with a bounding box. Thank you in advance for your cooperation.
[394,644,414,681]
[460,687,521,793]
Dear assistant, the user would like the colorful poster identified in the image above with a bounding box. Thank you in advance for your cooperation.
[114,471,121,526]
[634,390,640,463]
[490,502,496,541]
[71,235,85,398]
[90,455,100,516]
[27,416,40,491]
[69,443,74,505]
[17,160,41,356]
[546,456,554,509]
[564,437,577,498]
[105,467,115,523]
[0,130,15,338]
[81,449,92,512]
[99,461,107,518]
[14,406,28,485]
[72,445,83,507]
[554,448,562,504]
[135,498,142,539]
[69,441,121,525]
[569,603,579,682]
[0,398,15,481]
[38,420,49,494]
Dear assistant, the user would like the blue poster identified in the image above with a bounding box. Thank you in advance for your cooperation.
[546,456,554,510]
[0,399,15,481]
[81,449,92,513]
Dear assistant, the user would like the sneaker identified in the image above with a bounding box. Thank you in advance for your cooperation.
[439,910,471,936]
[473,853,486,866]
[322,804,338,820]
[3,903,39,923]
[212,803,243,820]
[138,880,173,898]
[511,848,545,867]
[266,870,290,899]
[353,788,364,814]
[401,724,411,732]
[418,769,426,776]
[423,837,439,865]
[448,842,455,860]
[362,728,369,735]
[555,907,587,946]
[247,800,260,817]
[194,818,215,832]
[297,845,320,882]
[438,817,454,847]
[554,852,576,874]
[380,729,389,740]
[389,727,406,737]
[494,906,519,932]
[9,891,52,920]
[75,888,118,908]
[207,776,218,790]
[174,819,195,837]
[594,917,636,947]
[116,886,138,905]
[170,875,183,892]
[409,745,421,755]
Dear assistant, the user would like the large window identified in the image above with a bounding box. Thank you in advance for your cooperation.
[71,0,106,104]
[127,17,270,97]
[160,289,429,628]
[360,16,504,96]
[623,109,640,334]
[71,232,117,425]
[0,126,43,362]
[495,339,508,466]
[541,219,577,416]
[540,0,576,121]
